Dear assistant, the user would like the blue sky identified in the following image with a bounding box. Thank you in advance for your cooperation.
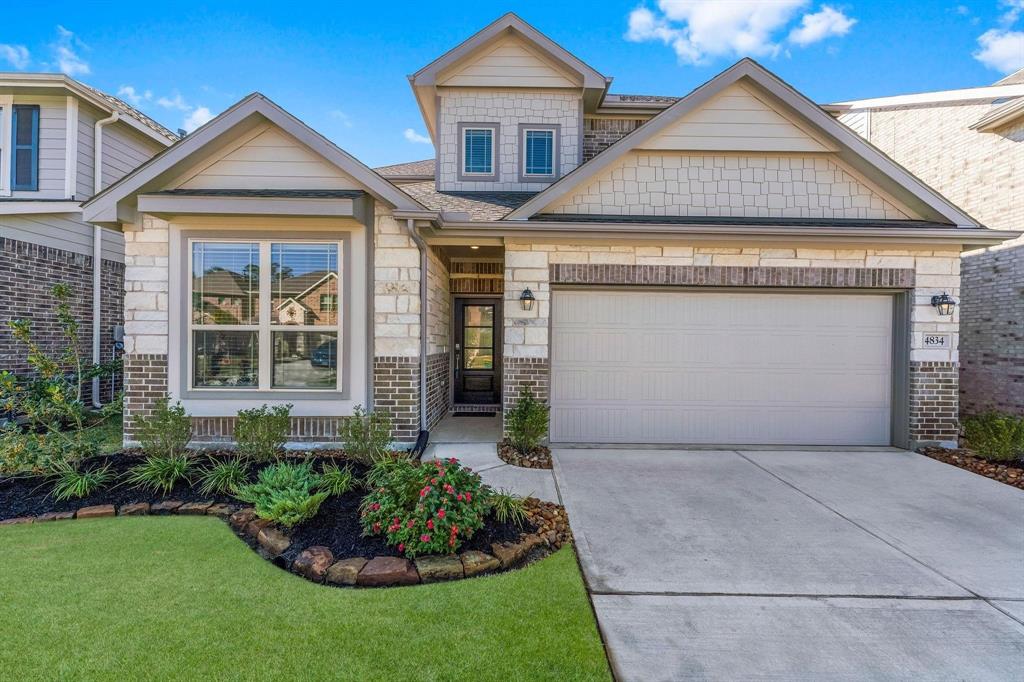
[2,1,1023,166]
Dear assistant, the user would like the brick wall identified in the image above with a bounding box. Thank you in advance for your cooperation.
[123,353,168,444]
[501,357,549,437]
[583,118,645,161]
[374,356,420,442]
[425,352,450,428]
[960,243,1024,416]
[910,361,960,444]
[0,237,124,404]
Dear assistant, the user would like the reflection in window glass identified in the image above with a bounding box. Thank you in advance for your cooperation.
[271,243,339,326]
[464,350,493,370]
[273,331,338,389]
[193,331,258,388]
[192,243,259,325]
[464,305,493,326]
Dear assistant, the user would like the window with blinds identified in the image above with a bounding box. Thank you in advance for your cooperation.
[462,127,494,175]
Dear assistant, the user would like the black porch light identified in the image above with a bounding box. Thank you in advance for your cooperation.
[519,288,536,311]
[931,292,957,316]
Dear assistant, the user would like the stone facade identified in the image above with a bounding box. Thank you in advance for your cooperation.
[582,118,645,161]
[503,240,961,445]
[960,244,1024,416]
[436,88,581,192]
[374,210,421,357]
[0,236,124,404]
[122,216,170,355]
[544,152,910,219]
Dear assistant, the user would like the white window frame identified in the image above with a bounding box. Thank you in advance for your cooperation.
[458,123,499,181]
[0,96,12,196]
[187,237,344,393]
[518,124,560,183]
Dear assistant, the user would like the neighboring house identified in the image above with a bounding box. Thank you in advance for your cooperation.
[84,13,1015,449]
[824,71,1024,417]
[0,73,177,402]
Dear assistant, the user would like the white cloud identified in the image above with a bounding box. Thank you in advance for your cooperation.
[403,128,431,144]
[974,28,1024,72]
[788,6,856,46]
[117,85,152,106]
[999,0,1024,25]
[330,110,354,128]
[0,44,30,69]
[625,1,855,64]
[183,106,214,133]
[51,25,90,76]
[157,93,190,111]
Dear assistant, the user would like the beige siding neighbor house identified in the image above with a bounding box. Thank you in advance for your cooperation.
[85,13,1016,450]
[0,73,177,402]
[826,69,1024,416]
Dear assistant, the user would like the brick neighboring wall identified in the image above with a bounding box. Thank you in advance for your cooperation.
[583,118,645,161]
[425,352,450,429]
[374,356,420,442]
[123,353,168,444]
[0,237,124,404]
[910,361,960,444]
[960,243,1024,416]
[502,357,549,437]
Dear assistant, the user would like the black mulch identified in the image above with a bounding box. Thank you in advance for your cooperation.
[1,452,534,562]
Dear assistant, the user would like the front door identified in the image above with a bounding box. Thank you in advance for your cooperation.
[453,298,501,404]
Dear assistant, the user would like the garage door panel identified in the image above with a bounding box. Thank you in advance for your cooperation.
[550,290,893,446]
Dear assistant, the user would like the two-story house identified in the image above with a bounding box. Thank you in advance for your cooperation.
[0,73,177,403]
[825,70,1024,417]
[84,13,1015,449]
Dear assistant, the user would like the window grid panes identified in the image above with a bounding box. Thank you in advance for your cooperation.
[524,129,554,176]
[463,305,494,370]
[463,128,493,174]
[189,240,341,391]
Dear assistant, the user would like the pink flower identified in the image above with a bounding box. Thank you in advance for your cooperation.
[465,493,472,502]
[370,502,380,511]
[398,543,404,553]
[456,494,464,502]
[420,534,431,543]
[436,509,446,519]
[447,457,458,464]
[431,477,438,484]
[407,519,415,528]
[372,522,381,532]
[426,519,434,529]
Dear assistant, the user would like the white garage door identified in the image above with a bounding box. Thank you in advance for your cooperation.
[550,289,893,446]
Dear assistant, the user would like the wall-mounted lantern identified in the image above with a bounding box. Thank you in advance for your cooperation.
[931,292,957,316]
[520,288,536,311]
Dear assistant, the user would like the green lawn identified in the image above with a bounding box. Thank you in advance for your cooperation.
[0,516,610,681]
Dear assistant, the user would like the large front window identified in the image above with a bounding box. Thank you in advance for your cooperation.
[190,240,341,391]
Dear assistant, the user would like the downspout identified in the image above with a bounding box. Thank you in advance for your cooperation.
[91,111,119,408]
[404,218,429,432]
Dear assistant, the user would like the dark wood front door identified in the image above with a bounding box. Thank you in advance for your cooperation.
[453,298,501,404]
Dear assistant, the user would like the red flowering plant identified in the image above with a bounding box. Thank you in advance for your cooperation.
[359,457,490,558]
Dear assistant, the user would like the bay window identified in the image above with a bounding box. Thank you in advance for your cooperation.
[189,239,342,391]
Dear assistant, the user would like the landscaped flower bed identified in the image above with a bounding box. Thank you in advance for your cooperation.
[918,447,1024,491]
[498,387,553,469]
[918,412,1024,491]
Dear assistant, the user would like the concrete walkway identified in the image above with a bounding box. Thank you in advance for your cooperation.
[553,448,1024,681]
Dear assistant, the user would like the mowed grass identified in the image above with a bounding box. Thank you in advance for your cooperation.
[0,517,611,681]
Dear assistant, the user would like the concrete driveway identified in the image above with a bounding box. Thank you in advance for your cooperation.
[553,448,1024,681]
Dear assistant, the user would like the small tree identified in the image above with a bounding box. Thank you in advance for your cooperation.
[506,387,549,454]
[136,397,192,459]
[235,404,292,462]
[339,405,393,465]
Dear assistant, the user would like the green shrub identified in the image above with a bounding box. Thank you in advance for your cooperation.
[506,387,549,453]
[963,412,1024,462]
[360,457,489,558]
[339,405,393,465]
[126,454,193,494]
[319,462,355,496]
[487,487,528,527]
[235,404,292,462]
[48,461,115,501]
[137,398,192,459]
[233,461,327,527]
[197,457,247,496]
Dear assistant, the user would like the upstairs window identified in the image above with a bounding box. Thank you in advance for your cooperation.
[460,124,497,179]
[11,105,39,191]
[524,129,554,176]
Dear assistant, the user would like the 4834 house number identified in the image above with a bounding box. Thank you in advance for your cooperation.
[923,333,951,348]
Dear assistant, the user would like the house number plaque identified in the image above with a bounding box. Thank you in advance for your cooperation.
[922,333,950,348]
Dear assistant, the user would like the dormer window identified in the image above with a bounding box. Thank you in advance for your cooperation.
[519,124,559,182]
[458,123,498,181]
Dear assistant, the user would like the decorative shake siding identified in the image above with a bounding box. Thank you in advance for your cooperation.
[544,152,909,219]
[436,88,581,192]
[504,241,961,445]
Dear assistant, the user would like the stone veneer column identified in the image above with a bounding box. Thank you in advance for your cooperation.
[502,243,551,434]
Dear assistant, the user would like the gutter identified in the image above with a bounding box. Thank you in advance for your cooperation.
[404,218,429,433]
[91,111,119,408]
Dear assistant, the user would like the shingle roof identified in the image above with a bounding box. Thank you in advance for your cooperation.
[156,189,365,198]
[399,180,536,221]
[76,81,179,142]
[375,159,436,178]
[604,93,680,103]
[533,214,954,228]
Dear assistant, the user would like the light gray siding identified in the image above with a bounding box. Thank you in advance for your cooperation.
[0,212,124,262]
[77,103,98,199]
[12,97,67,199]
[101,123,163,190]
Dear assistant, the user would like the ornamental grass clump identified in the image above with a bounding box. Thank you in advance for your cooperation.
[197,457,248,496]
[233,461,327,527]
[48,461,116,501]
[235,404,292,462]
[505,387,549,454]
[360,458,489,558]
[126,453,193,495]
[963,412,1024,462]
[318,462,355,496]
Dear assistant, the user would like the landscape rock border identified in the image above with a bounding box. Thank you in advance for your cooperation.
[497,439,552,469]
[919,447,1024,491]
[0,497,572,589]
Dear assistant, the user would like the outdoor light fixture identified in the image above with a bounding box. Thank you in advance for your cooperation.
[520,288,536,311]
[931,292,957,316]
[470,245,480,250]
